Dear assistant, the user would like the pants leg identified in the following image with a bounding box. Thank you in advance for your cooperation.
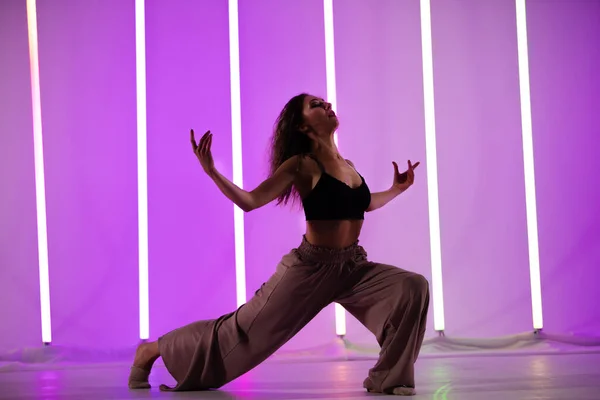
[336,259,430,393]
[157,249,341,391]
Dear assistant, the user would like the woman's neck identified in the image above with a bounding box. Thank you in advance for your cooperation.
[310,135,341,161]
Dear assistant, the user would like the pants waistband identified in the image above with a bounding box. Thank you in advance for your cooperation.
[295,235,366,264]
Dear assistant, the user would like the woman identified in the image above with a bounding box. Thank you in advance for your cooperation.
[128,93,429,396]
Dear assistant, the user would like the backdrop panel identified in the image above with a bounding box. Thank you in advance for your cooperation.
[238,0,332,350]
[0,0,42,351]
[3,0,599,357]
[333,0,433,345]
[430,0,531,337]
[527,0,600,335]
[145,0,237,339]
[37,0,139,347]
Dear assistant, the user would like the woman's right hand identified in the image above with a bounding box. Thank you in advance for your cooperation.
[191,129,215,175]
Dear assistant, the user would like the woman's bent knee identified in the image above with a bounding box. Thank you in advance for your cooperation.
[405,273,429,297]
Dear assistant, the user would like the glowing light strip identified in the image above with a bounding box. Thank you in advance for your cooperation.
[515,0,543,330]
[419,0,445,331]
[26,0,52,344]
[324,0,339,148]
[228,0,247,307]
[135,0,149,340]
[323,0,345,336]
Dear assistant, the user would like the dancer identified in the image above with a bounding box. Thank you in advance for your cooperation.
[128,93,429,396]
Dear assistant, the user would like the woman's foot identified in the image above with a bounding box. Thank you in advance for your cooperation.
[128,342,160,389]
[390,386,416,396]
[363,377,416,396]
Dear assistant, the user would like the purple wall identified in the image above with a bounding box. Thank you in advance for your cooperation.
[333,0,433,346]
[0,0,41,351]
[1,0,599,352]
[36,0,139,347]
[527,0,600,335]
[431,0,532,337]
[144,0,237,339]
[238,0,332,351]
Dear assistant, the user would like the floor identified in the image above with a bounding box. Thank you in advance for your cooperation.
[1,352,600,400]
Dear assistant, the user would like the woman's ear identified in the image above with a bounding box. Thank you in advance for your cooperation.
[298,123,309,134]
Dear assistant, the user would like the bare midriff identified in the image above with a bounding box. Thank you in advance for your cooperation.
[304,220,363,249]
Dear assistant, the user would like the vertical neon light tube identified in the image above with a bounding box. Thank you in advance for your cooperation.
[135,0,150,340]
[26,0,52,344]
[323,0,339,148]
[323,0,345,337]
[228,0,247,308]
[515,0,543,330]
[419,0,445,332]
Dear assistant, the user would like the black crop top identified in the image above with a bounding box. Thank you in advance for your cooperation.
[301,155,372,221]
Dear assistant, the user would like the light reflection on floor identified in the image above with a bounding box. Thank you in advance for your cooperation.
[1,352,600,399]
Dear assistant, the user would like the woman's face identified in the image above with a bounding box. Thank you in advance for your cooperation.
[301,95,338,136]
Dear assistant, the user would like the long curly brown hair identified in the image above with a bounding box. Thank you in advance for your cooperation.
[268,93,312,206]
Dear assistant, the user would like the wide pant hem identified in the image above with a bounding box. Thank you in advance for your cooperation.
[157,335,182,391]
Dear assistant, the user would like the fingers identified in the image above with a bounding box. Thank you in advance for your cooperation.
[395,159,420,186]
[205,133,213,154]
[190,129,197,150]
[409,160,420,170]
[199,131,212,156]
[394,161,409,184]
[407,160,420,183]
[194,130,209,153]
[192,129,213,163]
[407,160,418,184]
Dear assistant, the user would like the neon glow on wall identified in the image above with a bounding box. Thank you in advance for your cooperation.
[419,0,445,332]
[26,0,52,345]
[229,0,248,308]
[323,0,346,336]
[135,0,150,340]
[515,0,543,330]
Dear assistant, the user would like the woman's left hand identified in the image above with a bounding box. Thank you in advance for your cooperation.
[392,160,420,192]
